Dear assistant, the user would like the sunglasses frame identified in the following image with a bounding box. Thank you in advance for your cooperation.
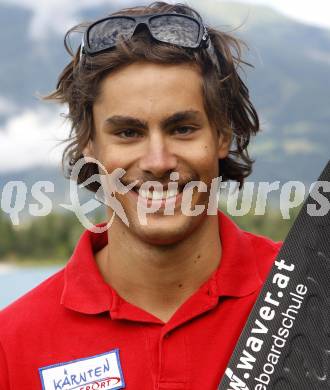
[80,12,210,58]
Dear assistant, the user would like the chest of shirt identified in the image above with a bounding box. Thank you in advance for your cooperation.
[4,293,258,390]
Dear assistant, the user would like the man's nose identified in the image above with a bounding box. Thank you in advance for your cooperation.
[138,133,177,178]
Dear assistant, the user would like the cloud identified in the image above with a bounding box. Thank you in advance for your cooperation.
[224,0,330,29]
[2,0,330,42]
[2,0,329,43]
[0,107,70,172]
[0,0,140,40]
[0,97,17,116]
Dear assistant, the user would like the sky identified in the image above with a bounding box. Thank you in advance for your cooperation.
[1,0,330,39]
[0,0,329,172]
[0,0,135,39]
[233,0,330,29]
[0,107,69,172]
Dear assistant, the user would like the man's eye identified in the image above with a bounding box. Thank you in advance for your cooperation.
[117,129,141,138]
[173,126,196,135]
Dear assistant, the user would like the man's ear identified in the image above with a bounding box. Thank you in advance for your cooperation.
[82,140,95,159]
[217,129,232,159]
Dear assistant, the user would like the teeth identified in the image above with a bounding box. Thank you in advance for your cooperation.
[139,188,153,199]
[167,188,178,198]
[152,191,164,200]
[138,188,178,200]
[139,188,150,199]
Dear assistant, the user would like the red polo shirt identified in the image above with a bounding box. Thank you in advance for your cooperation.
[0,212,281,390]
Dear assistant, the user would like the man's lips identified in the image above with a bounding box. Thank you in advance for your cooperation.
[129,188,183,209]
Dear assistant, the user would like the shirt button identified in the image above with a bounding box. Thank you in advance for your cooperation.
[164,332,171,339]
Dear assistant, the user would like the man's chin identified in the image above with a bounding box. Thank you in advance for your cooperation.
[127,211,203,246]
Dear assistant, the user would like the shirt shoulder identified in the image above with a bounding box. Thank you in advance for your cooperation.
[243,230,283,282]
[0,268,65,338]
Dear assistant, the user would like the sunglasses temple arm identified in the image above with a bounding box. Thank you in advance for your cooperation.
[79,36,85,62]
[206,40,222,75]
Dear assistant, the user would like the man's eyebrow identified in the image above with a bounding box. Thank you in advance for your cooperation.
[103,116,148,130]
[160,110,203,128]
[103,110,203,131]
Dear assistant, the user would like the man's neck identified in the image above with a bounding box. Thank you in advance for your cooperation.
[95,214,221,323]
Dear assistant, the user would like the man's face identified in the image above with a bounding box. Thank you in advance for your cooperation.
[85,61,230,244]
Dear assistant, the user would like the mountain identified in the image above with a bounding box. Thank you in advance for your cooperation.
[190,0,330,182]
[0,165,97,224]
[0,0,329,195]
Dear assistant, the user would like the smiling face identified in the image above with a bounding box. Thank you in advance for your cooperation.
[84,61,230,245]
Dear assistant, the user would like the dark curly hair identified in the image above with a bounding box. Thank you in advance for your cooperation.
[43,1,260,192]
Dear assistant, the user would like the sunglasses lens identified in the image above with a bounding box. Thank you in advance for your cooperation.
[88,17,135,53]
[149,15,200,47]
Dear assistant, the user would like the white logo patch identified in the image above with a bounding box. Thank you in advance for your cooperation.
[39,349,125,390]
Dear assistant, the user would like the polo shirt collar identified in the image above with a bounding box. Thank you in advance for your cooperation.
[61,224,112,314]
[61,211,262,315]
[212,211,263,297]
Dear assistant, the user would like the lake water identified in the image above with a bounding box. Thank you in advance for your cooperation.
[0,265,62,309]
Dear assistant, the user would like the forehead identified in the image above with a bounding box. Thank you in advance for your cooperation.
[93,61,207,121]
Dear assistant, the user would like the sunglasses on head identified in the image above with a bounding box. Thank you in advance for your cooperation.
[79,12,221,72]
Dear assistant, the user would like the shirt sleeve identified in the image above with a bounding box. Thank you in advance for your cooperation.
[0,340,10,390]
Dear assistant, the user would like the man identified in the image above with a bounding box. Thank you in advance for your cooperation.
[0,2,281,389]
